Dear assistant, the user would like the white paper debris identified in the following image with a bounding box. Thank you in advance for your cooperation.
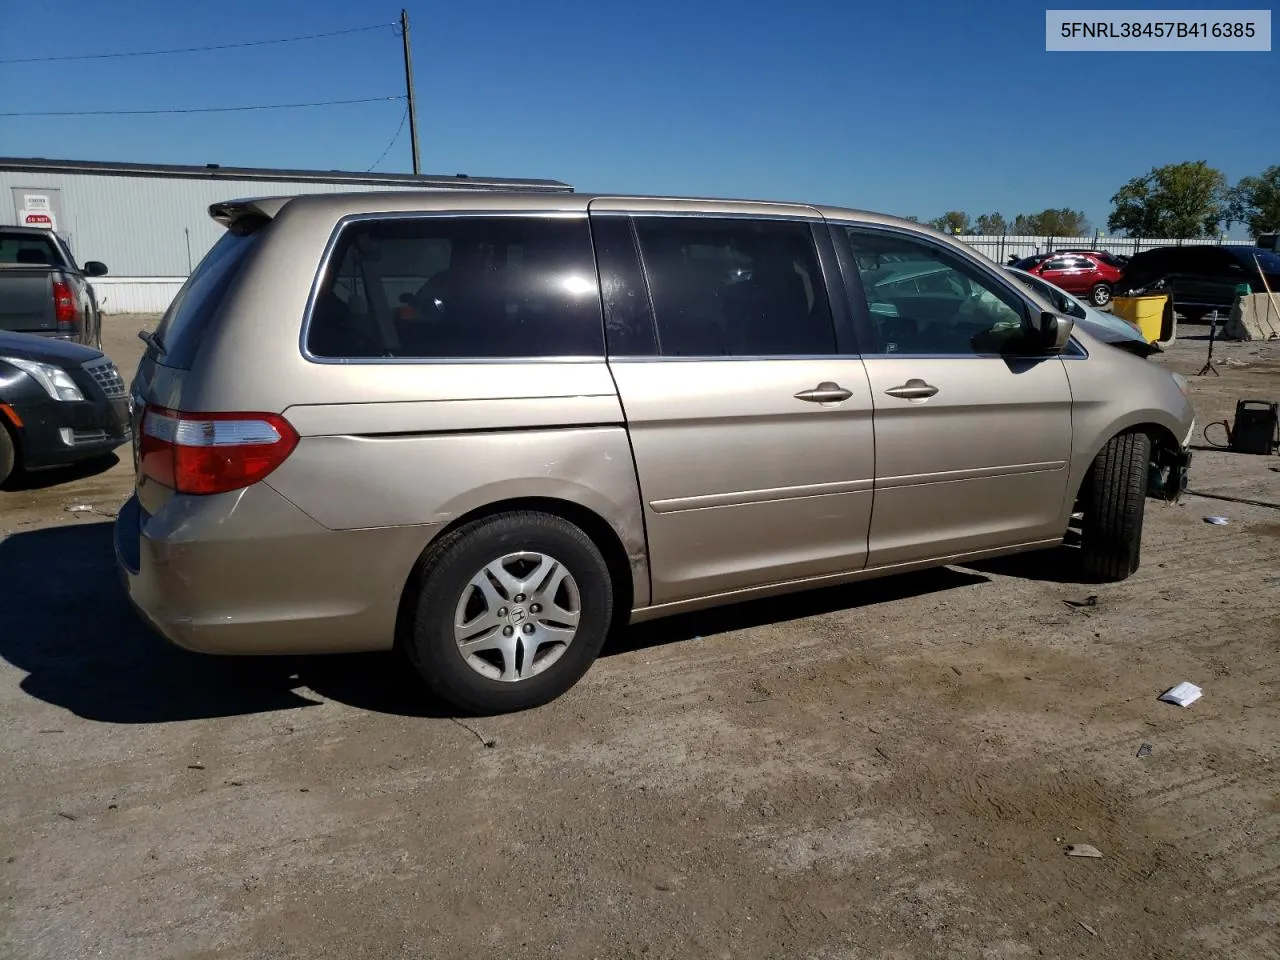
[1159,682,1203,707]
[1203,516,1229,525]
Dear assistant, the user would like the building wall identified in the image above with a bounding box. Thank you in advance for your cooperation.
[89,277,186,314]
[0,172,470,278]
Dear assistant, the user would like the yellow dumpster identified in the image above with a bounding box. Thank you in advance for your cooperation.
[1111,294,1172,344]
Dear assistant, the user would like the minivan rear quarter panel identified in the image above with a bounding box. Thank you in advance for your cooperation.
[163,196,650,620]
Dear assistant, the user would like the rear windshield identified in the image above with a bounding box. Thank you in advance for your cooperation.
[152,228,262,369]
[0,232,61,266]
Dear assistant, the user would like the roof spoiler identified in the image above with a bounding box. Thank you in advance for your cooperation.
[208,197,292,234]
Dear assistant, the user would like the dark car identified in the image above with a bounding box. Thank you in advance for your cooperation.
[0,226,107,348]
[1009,251,1123,307]
[0,330,131,486]
[1118,245,1280,320]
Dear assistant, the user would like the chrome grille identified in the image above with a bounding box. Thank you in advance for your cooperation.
[82,356,126,399]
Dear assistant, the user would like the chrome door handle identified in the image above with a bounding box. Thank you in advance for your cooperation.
[794,381,854,404]
[885,379,939,400]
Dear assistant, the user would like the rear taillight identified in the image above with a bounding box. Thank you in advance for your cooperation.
[52,279,76,329]
[139,407,299,495]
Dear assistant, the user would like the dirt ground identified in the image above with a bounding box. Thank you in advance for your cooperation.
[2,314,1278,960]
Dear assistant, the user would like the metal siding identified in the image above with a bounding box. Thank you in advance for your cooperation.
[0,172,473,277]
[88,278,186,314]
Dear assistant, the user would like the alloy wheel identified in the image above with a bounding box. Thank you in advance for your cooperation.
[452,551,581,682]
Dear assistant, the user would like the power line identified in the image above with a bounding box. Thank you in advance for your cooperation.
[366,105,410,172]
[0,23,394,65]
[0,96,405,118]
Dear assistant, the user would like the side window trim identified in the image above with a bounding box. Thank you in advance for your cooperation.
[623,213,844,361]
[300,211,606,365]
[828,220,1040,359]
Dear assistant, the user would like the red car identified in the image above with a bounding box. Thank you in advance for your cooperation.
[1010,251,1123,307]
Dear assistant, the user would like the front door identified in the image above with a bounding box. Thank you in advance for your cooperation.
[831,224,1074,568]
[590,209,876,605]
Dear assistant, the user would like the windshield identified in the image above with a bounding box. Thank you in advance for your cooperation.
[1238,248,1280,272]
[1011,255,1046,270]
[151,228,263,369]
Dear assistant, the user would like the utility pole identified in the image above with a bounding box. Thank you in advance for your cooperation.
[400,8,421,175]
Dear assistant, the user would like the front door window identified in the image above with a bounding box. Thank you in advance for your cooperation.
[840,228,1030,356]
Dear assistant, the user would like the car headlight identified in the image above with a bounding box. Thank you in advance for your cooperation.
[3,357,85,402]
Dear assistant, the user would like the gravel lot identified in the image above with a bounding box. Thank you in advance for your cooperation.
[2,314,1278,960]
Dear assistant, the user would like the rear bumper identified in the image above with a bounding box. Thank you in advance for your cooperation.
[114,483,439,655]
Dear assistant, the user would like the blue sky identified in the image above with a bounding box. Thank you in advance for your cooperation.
[1,0,1276,233]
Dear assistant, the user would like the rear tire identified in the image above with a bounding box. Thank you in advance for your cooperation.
[1090,283,1112,307]
[405,511,614,714]
[1079,431,1151,581]
[0,424,14,487]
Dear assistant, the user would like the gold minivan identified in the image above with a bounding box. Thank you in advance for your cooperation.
[116,192,1194,713]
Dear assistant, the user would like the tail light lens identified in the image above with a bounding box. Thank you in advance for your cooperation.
[139,407,299,495]
[52,279,76,328]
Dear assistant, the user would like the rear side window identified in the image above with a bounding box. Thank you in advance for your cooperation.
[631,217,836,357]
[153,228,262,369]
[307,216,605,360]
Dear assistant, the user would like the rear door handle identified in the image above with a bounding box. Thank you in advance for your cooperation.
[794,381,854,404]
[885,379,939,400]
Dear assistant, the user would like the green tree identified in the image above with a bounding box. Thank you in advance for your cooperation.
[1107,161,1227,238]
[928,211,971,234]
[1007,209,1089,236]
[1010,214,1037,236]
[1228,166,1280,237]
[1029,208,1090,236]
[974,212,1009,235]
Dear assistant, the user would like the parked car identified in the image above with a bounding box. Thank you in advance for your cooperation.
[0,330,131,486]
[1005,267,1155,353]
[115,193,1194,714]
[1010,251,1122,307]
[1118,245,1280,321]
[1054,248,1129,268]
[0,227,108,348]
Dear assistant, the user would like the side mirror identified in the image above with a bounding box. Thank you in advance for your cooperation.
[1035,310,1074,353]
[83,261,108,277]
